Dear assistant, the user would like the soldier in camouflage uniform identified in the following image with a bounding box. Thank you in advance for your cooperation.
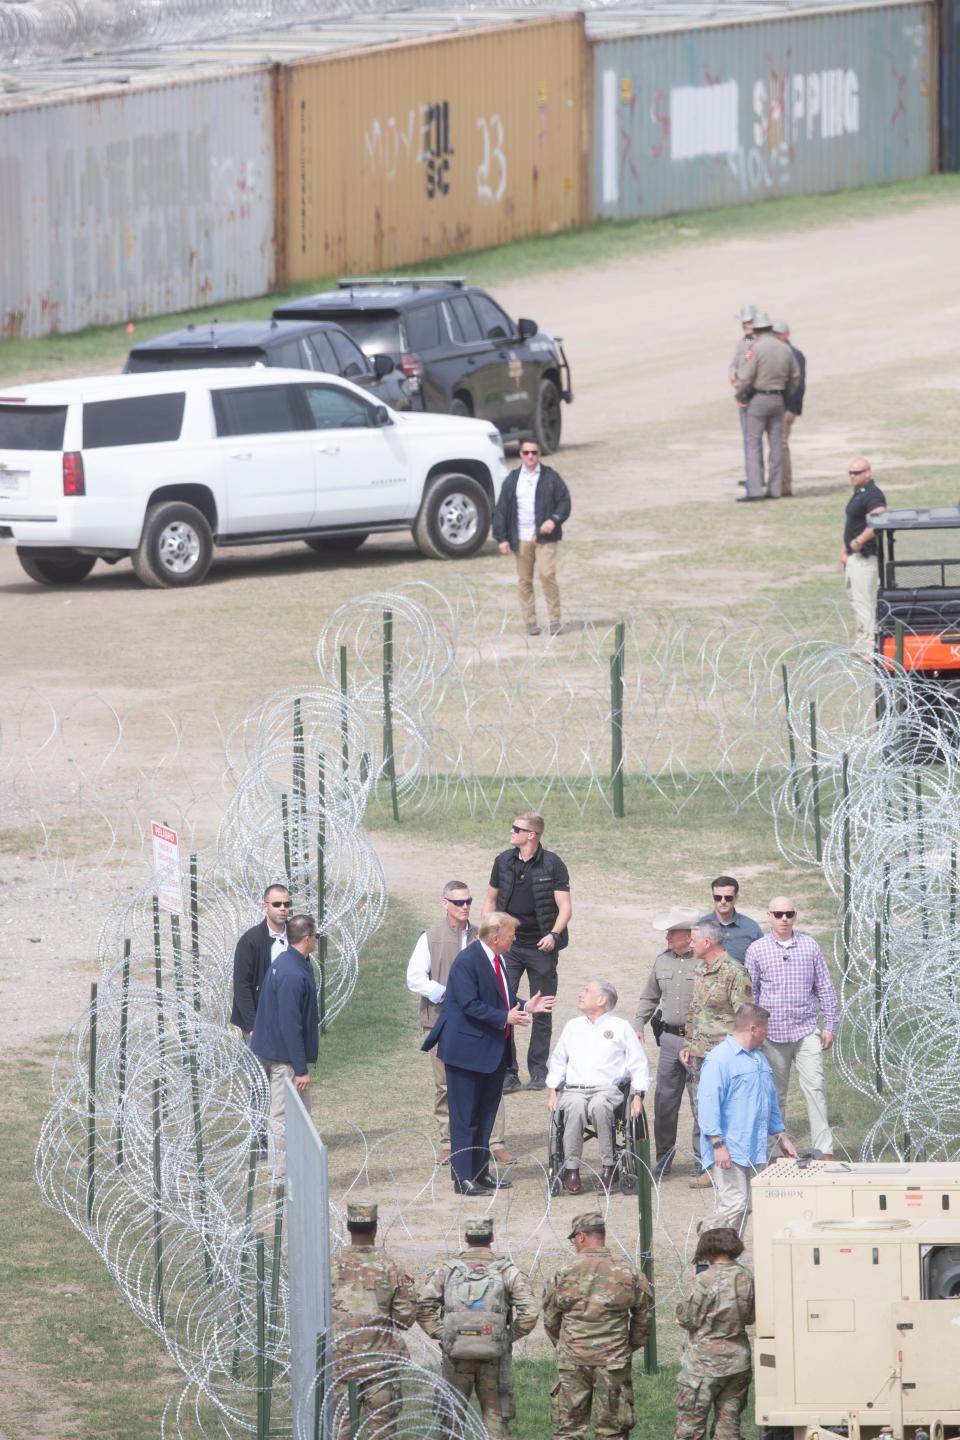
[675,1227,755,1440]
[330,1201,416,1440]
[542,1211,652,1440]
[680,922,753,1189]
[416,1215,538,1437]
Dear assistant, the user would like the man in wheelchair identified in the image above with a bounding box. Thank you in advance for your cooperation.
[546,980,651,1195]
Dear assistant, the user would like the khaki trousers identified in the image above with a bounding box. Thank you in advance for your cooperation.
[699,1161,752,1236]
[745,392,784,498]
[429,1044,505,1147]
[559,1085,623,1168]
[515,540,560,625]
[264,1060,310,1185]
[782,410,797,495]
[763,1032,834,1154]
[844,551,877,656]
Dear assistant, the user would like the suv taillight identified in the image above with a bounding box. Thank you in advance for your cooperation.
[401,352,423,379]
[63,452,85,496]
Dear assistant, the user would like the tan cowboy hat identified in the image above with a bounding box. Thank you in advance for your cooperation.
[652,906,700,932]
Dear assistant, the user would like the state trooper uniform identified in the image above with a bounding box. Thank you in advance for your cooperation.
[634,907,702,1177]
[735,311,801,501]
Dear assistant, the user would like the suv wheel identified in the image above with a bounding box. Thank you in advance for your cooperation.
[533,378,562,454]
[17,548,96,585]
[413,473,491,560]
[132,501,213,588]
[305,534,368,555]
[449,395,472,418]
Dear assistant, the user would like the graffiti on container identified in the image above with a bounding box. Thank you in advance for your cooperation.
[753,66,860,146]
[649,91,671,159]
[476,115,507,202]
[363,110,420,181]
[725,141,791,195]
[889,59,908,131]
[618,81,640,191]
[423,101,454,199]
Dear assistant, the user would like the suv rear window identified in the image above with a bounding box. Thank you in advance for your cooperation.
[404,305,441,351]
[281,310,403,356]
[0,404,68,450]
[83,393,185,448]
[126,349,262,372]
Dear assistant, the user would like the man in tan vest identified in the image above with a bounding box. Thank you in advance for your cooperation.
[407,881,514,1165]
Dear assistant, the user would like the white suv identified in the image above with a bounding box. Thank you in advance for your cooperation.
[0,368,506,587]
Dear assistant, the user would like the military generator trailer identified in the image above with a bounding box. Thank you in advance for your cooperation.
[751,1160,960,1440]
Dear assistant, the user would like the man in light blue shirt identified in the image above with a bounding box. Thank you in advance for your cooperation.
[697,1003,797,1234]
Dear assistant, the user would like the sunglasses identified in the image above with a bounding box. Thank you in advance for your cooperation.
[511,824,533,833]
[520,449,540,457]
[771,910,796,919]
[849,468,867,476]
[446,897,473,907]
[712,893,736,902]
[269,899,292,908]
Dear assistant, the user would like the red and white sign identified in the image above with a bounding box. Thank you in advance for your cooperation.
[151,821,183,915]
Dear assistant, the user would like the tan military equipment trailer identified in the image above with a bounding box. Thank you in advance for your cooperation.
[751,1160,960,1440]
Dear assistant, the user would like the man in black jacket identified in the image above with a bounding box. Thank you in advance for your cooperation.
[485,812,572,1092]
[250,912,319,1185]
[230,883,291,1037]
[492,441,572,636]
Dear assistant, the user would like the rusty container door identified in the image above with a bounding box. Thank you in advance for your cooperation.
[593,1,935,220]
[0,66,275,339]
[277,15,588,285]
[943,0,960,168]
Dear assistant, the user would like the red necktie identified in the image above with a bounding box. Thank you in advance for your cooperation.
[493,953,511,1036]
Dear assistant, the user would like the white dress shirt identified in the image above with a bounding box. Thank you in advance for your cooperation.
[516,465,540,541]
[479,938,512,1008]
[546,1013,651,1092]
[405,926,470,1005]
[268,926,287,961]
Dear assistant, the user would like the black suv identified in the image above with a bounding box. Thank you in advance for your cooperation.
[124,319,415,410]
[273,278,573,453]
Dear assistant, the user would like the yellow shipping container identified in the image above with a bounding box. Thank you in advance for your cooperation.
[276,15,589,283]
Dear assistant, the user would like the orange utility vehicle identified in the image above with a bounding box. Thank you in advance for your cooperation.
[873,507,960,715]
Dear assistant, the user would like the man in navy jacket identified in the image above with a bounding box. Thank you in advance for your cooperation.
[251,912,319,1185]
[423,911,556,1194]
[492,440,572,636]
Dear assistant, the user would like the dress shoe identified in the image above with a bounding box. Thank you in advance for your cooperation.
[501,1073,522,1095]
[688,1171,713,1188]
[549,622,565,637]
[453,1178,487,1197]
[599,1165,616,1192]
[526,624,542,636]
[653,1158,672,1180]
[735,495,766,503]
[525,1074,546,1091]
[562,1169,583,1195]
[476,1172,512,1190]
[491,1148,517,1165]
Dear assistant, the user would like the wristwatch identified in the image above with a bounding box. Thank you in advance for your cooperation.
[710,1138,725,1150]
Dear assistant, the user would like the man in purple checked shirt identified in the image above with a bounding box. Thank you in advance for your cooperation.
[744,897,839,1159]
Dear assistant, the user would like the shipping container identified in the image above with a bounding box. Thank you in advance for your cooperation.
[592,0,935,219]
[276,16,589,284]
[0,67,276,338]
[942,0,960,168]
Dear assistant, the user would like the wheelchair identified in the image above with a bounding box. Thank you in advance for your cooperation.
[547,1078,649,1196]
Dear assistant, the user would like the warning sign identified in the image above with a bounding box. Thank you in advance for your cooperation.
[151,821,183,915]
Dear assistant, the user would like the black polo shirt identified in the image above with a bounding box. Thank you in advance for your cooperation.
[844,478,886,558]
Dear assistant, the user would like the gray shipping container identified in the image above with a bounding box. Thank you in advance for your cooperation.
[0,67,275,339]
[593,0,935,219]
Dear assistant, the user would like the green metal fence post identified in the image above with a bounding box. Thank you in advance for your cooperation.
[809,701,823,864]
[190,851,201,1013]
[610,620,625,819]
[151,1077,165,1329]
[873,920,884,1097]
[263,1187,285,1435]
[86,981,98,1221]
[635,1115,657,1373]
[781,663,801,812]
[281,792,292,890]
[841,753,851,978]
[256,1236,267,1440]
[152,896,167,1089]
[232,1140,259,1380]
[314,1331,327,1440]
[382,608,400,822]
[348,1379,361,1440]
[116,939,131,1167]
[339,644,350,774]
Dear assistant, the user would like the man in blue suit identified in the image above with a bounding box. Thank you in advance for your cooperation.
[423,911,556,1195]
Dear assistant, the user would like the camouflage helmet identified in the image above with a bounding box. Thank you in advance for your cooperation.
[464,1216,494,1242]
[347,1201,378,1225]
[568,1210,606,1239]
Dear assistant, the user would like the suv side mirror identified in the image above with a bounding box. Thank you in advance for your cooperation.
[373,353,395,378]
[373,404,393,426]
[517,317,537,340]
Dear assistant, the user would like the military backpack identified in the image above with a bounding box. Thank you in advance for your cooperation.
[441,1258,512,1360]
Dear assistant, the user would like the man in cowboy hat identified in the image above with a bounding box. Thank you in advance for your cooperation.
[729,303,758,492]
[735,310,801,502]
[634,906,700,1180]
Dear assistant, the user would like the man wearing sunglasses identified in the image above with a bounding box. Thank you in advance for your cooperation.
[697,876,762,965]
[745,898,839,1159]
[486,813,572,1093]
[492,440,572,636]
[406,881,514,1166]
[841,457,886,656]
[230,882,292,1039]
